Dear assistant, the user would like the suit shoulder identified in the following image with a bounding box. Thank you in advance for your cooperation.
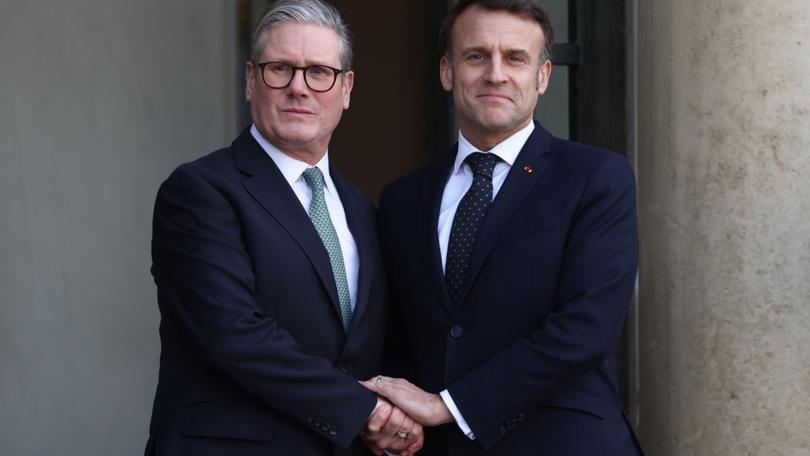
[381,160,441,201]
[160,145,236,188]
[154,146,240,209]
[172,146,235,178]
[552,137,626,165]
[551,137,634,182]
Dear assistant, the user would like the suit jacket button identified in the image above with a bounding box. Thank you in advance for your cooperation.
[337,362,348,373]
[450,325,464,338]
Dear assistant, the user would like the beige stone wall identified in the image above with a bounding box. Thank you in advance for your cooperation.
[635,0,810,454]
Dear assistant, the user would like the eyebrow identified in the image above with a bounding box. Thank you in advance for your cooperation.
[460,46,532,56]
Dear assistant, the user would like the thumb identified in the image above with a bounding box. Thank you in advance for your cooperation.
[366,398,392,432]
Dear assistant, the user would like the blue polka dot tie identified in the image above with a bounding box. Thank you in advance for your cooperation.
[302,167,353,332]
[445,152,498,308]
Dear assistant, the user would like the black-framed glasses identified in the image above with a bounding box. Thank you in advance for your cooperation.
[254,61,345,93]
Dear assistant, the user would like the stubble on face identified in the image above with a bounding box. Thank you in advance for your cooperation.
[441,6,551,151]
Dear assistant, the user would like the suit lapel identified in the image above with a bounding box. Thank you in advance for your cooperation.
[232,130,342,317]
[455,124,554,308]
[420,148,457,315]
[330,168,372,333]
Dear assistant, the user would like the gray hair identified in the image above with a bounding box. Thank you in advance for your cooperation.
[250,0,353,70]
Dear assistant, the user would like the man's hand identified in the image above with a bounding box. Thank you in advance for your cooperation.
[361,397,424,456]
[362,376,453,428]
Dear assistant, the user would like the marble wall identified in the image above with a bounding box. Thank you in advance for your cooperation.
[634,0,810,454]
[0,1,238,453]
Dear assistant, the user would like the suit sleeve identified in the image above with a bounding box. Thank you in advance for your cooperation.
[446,155,639,449]
[151,166,376,448]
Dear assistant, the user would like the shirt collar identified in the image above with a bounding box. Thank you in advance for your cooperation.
[250,124,335,193]
[453,122,535,175]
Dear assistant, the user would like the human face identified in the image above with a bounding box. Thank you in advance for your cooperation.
[246,23,353,163]
[440,6,551,150]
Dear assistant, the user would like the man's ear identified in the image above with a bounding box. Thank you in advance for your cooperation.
[536,59,552,95]
[341,70,354,110]
[245,61,256,102]
[439,56,453,92]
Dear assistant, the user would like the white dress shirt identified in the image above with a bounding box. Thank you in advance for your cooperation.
[250,125,359,310]
[438,122,535,439]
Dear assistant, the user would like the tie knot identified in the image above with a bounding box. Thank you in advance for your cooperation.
[466,152,498,179]
[302,167,325,192]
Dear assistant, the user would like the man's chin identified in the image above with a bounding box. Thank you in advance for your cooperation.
[275,126,317,142]
[468,107,515,127]
[475,116,520,133]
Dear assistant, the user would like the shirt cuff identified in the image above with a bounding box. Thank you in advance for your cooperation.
[440,389,476,440]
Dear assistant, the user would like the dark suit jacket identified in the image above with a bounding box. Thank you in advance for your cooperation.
[379,123,643,455]
[146,128,386,456]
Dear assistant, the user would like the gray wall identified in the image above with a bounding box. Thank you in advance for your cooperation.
[0,1,238,454]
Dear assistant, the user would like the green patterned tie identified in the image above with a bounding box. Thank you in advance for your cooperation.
[302,167,353,331]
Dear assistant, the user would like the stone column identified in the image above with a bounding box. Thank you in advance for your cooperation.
[634,0,810,454]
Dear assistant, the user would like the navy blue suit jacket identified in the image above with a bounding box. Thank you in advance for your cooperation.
[379,124,643,455]
[146,129,386,455]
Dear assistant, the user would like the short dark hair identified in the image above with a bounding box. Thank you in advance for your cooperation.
[439,0,554,63]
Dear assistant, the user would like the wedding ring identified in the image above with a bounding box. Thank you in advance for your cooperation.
[376,376,383,386]
[395,431,409,439]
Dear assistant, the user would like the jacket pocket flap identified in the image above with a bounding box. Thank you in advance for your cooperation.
[179,402,275,441]
[543,388,608,419]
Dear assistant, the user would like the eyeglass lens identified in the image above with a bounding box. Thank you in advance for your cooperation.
[261,63,338,92]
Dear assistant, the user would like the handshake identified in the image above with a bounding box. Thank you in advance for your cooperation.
[358,376,454,455]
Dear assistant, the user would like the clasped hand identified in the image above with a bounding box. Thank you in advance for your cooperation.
[360,376,454,455]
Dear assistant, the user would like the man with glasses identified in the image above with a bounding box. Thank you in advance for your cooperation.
[365,0,643,454]
[145,1,422,454]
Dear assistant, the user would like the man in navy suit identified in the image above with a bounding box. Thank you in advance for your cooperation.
[145,1,423,454]
[364,0,644,454]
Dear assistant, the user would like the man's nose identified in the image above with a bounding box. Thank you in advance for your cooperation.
[287,68,309,96]
[484,59,508,83]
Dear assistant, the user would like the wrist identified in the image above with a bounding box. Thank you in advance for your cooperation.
[431,394,453,426]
